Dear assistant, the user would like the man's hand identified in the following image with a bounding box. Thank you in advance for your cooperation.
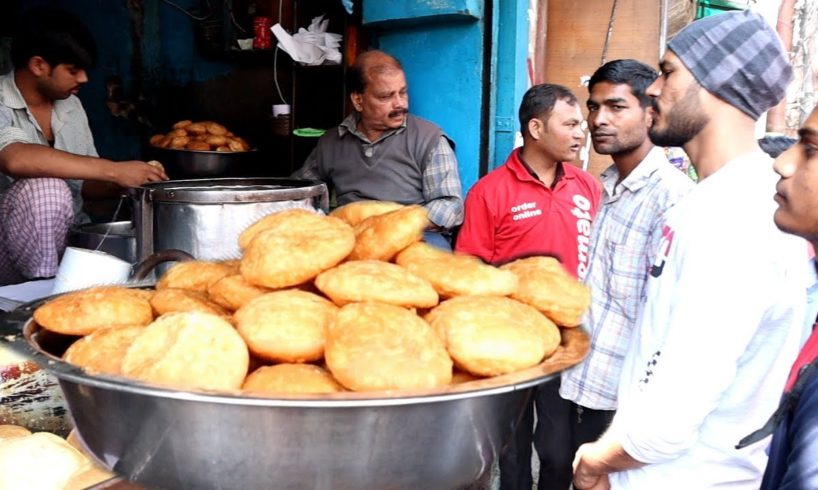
[573,442,609,489]
[110,160,169,187]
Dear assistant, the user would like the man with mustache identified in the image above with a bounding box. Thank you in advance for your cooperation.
[293,50,463,248]
[572,11,806,490]
[0,8,167,286]
[455,83,601,489]
[745,103,818,489]
[535,60,691,490]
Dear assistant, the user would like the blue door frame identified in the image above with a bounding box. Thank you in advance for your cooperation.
[362,0,529,193]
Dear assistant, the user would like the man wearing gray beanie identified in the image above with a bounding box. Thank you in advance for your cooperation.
[572,10,807,490]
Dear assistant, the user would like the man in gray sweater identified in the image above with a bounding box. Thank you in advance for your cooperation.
[292,50,464,248]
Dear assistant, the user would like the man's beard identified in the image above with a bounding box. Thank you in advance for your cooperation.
[649,85,708,148]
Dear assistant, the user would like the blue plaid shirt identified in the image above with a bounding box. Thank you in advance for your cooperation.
[560,147,693,410]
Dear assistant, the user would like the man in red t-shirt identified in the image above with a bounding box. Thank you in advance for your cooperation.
[455,84,601,279]
[456,83,601,489]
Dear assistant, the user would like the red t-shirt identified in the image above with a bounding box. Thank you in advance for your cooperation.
[455,148,601,278]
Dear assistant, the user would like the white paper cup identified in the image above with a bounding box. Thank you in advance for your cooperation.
[52,247,133,294]
[272,104,291,117]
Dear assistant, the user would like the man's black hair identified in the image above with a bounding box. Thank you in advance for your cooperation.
[518,83,578,138]
[10,7,97,70]
[588,59,658,108]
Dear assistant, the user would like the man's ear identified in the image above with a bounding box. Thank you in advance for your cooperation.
[528,118,543,141]
[28,56,51,77]
[350,92,363,112]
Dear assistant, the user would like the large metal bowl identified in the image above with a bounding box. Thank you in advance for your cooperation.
[149,147,259,180]
[1,296,588,490]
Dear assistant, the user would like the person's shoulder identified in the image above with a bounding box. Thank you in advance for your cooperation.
[564,164,601,192]
[406,114,443,132]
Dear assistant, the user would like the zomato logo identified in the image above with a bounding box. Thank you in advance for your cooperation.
[571,194,592,279]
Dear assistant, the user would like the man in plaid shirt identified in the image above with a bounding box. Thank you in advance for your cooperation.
[532,60,692,490]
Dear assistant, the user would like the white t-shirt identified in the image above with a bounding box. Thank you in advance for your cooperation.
[608,152,806,489]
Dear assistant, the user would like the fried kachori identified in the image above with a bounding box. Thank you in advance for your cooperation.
[315,260,438,308]
[349,205,429,261]
[329,200,404,226]
[242,364,345,395]
[237,208,323,250]
[33,286,154,336]
[62,325,144,375]
[155,260,233,293]
[233,290,338,363]
[325,302,452,391]
[150,288,230,317]
[396,243,518,298]
[207,273,271,311]
[501,256,590,327]
[0,424,30,443]
[0,432,87,490]
[425,296,561,376]
[121,312,249,391]
[240,213,354,289]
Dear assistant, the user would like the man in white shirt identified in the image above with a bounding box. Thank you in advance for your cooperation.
[573,11,806,490]
[0,8,167,285]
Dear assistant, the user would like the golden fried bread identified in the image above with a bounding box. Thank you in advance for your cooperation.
[424,296,561,376]
[33,286,154,336]
[451,370,482,384]
[241,214,354,289]
[394,241,450,262]
[0,432,87,490]
[121,312,249,391]
[396,243,518,298]
[63,325,144,375]
[325,302,452,391]
[501,256,590,327]
[315,260,438,308]
[150,288,230,317]
[207,274,271,311]
[0,425,30,443]
[242,364,345,395]
[233,290,337,363]
[329,200,404,226]
[155,261,233,293]
[237,208,323,250]
[349,205,429,261]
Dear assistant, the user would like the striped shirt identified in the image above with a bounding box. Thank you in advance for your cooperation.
[0,71,98,222]
[294,113,464,229]
[560,147,693,410]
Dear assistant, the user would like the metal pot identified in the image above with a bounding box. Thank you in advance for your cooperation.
[149,147,259,180]
[129,178,329,264]
[67,221,137,264]
[0,298,589,490]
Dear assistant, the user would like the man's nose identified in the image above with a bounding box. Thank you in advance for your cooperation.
[77,69,89,84]
[646,78,662,98]
[773,145,799,178]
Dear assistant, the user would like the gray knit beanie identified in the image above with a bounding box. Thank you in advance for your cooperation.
[668,10,793,120]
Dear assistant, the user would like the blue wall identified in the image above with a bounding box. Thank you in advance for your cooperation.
[363,0,529,192]
[374,20,485,191]
[490,0,529,171]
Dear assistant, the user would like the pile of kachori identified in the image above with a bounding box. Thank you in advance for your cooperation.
[150,120,251,152]
[34,201,591,397]
[0,428,114,489]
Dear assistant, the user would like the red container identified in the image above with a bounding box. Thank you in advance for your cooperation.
[253,16,273,50]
